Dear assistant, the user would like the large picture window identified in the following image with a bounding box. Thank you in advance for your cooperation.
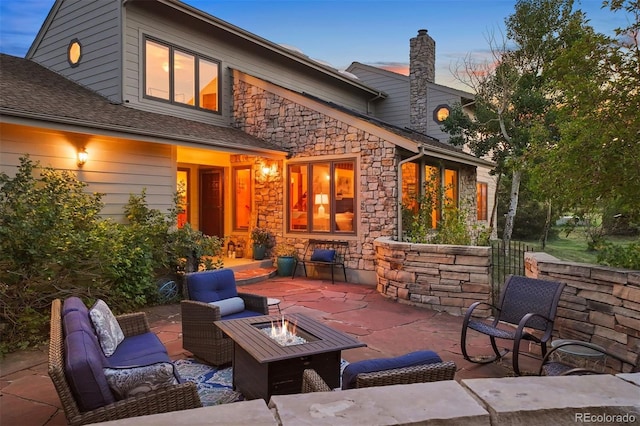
[288,160,356,234]
[144,38,220,112]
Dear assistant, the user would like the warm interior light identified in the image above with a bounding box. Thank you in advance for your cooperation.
[262,166,271,175]
[77,149,88,166]
[314,193,329,216]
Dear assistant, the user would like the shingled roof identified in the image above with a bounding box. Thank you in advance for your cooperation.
[0,54,285,155]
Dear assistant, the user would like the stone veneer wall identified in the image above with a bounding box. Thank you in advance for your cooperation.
[232,75,478,281]
[526,252,640,372]
[232,77,399,277]
[374,237,492,317]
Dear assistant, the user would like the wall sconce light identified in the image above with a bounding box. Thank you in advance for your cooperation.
[315,193,329,216]
[257,160,278,183]
[77,148,88,167]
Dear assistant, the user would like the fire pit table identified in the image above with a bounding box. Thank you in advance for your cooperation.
[214,313,366,401]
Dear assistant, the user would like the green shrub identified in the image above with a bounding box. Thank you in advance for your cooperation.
[597,242,640,270]
[0,156,223,355]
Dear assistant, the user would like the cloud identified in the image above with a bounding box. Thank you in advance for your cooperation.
[365,61,410,76]
[0,0,53,56]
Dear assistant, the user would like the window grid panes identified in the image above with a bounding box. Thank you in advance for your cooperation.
[144,38,219,112]
[288,160,356,234]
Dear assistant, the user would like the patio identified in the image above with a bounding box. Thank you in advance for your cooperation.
[1,276,542,426]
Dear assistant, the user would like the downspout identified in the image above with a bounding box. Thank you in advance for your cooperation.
[397,144,428,241]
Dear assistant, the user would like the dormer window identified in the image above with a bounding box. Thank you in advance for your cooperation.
[144,37,220,113]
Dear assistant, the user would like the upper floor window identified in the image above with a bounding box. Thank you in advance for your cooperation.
[288,160,356,234]
[144,38,220,113]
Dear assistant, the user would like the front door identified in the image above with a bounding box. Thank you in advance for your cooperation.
[200,168,224,237]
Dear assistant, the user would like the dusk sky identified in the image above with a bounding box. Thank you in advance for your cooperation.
[0,0,630,90]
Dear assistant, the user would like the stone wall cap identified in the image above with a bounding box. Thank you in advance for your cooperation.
[270,380,489,425]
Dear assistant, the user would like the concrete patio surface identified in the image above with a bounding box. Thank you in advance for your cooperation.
[0,276,542,426]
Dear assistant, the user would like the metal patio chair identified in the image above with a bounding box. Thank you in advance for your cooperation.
[460,275,565,376]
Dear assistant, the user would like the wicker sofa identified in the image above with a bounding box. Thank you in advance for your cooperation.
[181,269,269,366]
[48,298,201,426]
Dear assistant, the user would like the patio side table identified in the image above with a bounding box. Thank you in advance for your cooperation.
[550,339,607,372]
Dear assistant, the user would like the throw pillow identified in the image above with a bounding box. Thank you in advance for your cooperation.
[89,299,125,357]
[104,362,179,399]
[208,296,245,317]
[341,350,442,390]
[310,248,336,262]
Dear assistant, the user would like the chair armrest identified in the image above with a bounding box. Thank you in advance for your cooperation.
[181,300,222,322]
[355,361,457,388]
[462,301,498,326]
[302,369,332,393]
[116,312,151,337]
[238,292,269,315]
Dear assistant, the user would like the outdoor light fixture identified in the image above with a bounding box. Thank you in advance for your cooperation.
[315,193,329,216]
[77,148,88,166]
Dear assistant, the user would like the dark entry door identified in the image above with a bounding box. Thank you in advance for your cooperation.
[200,168,224,237]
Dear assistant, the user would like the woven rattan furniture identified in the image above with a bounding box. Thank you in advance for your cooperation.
[538,340,638,376]
[181,270,268,366]
[292,239,348,283]
[302,360,457,393]
[48,299,201,426]
[461,275,565,376]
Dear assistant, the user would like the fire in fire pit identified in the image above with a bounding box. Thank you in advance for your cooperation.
[261,316,307,346]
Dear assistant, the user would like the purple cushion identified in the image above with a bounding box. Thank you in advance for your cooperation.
[106,333,169,367]
[341,350,442,390]
[63,310,102,352]
[310,249,336,262]
[62,297,89,317]
[64,330,115,411]
[187,269,238,303]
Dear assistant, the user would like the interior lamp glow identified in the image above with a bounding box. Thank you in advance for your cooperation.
[77,148,88,166]
[314,193,329,216]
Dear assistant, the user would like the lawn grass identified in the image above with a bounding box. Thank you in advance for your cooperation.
[524,227,639,264]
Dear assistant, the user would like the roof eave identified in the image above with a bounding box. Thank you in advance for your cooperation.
[148,0,386,99]
[0,109,287,158]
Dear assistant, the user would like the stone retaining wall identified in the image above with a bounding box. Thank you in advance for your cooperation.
[374,237,492,317]
[526,252,640,372]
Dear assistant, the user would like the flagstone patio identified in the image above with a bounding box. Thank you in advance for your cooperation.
[0,276,541,426]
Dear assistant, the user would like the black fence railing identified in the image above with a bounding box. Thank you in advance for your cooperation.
[491,240,536,306]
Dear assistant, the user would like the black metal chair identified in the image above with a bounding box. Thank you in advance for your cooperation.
[461,275,565,376]
[538,340,638,376]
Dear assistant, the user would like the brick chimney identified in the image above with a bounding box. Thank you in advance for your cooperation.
[409,29,436,134]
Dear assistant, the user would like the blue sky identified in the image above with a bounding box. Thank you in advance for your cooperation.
[0,0,630,90]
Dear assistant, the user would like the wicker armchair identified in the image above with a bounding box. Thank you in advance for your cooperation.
[461,275,565,376]
[48,299,201,426]
[302,361,457,393]
[181,269,268,366]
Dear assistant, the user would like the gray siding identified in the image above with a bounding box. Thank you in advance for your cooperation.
[347,63,410,129]
[123,3,370,127]
[29,0,122,103]
[0,124,174,221]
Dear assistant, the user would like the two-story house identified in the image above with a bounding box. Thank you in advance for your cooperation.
[0,0,493,284]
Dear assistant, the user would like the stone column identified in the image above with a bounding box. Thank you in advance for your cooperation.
[409,29,436,135]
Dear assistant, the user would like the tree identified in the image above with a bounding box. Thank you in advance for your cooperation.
[444,0,587,243]
[529,0,640,213]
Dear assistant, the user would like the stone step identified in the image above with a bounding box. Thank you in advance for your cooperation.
[235,267,277,285]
